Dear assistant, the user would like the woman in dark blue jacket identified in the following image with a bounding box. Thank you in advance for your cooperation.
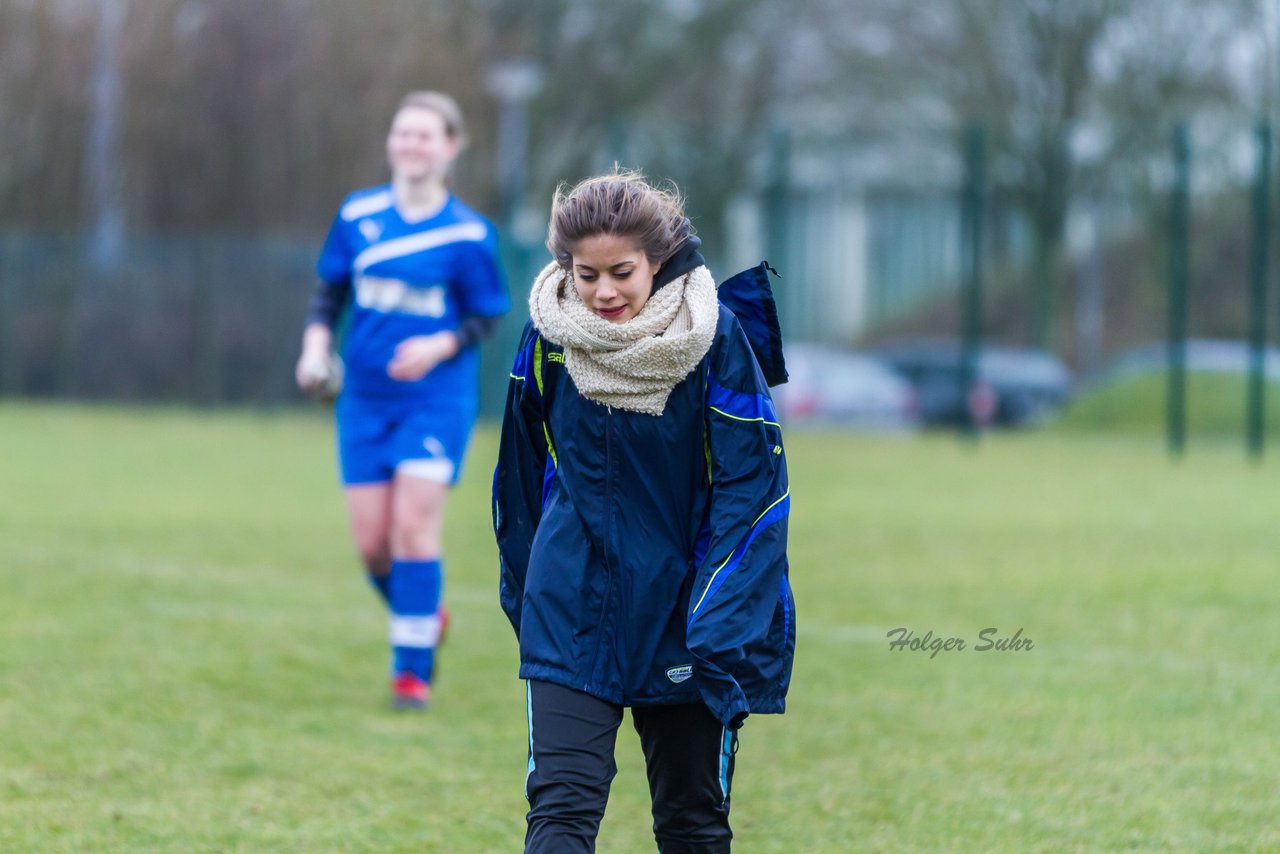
[493,170,794,853]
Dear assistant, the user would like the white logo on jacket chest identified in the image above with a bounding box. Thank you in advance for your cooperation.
[665,665,693,684]
[358,218,383,242]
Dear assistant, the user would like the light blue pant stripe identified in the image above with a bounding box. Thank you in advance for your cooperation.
[525,681,536,800]
[719,726,732,802]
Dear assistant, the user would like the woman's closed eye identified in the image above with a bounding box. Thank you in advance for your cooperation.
[576,271,631,283]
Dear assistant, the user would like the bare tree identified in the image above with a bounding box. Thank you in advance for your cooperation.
[806,0,1257,346]
[479,0,793,260]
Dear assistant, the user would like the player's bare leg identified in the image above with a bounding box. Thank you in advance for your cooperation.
[344,482,394,604]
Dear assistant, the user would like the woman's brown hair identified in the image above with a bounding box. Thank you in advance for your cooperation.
[546,169,694,269]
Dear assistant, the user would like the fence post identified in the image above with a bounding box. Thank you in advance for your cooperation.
[1167,123,1190,458]
[1247,121,1271,461]
[960,124,986,439]
[764,124,792,331]
[0,236,18,394]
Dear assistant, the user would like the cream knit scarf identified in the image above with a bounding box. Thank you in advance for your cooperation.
[528,260,719,415]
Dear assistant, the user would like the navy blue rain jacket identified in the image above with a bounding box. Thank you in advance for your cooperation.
[493,297,794,728]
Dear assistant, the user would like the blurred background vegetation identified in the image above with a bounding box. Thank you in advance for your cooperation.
[1,0,1276,410]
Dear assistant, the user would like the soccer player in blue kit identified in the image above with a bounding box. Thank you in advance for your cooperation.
[296,91,509,709]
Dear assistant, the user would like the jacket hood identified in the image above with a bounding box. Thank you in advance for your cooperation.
[652,236,705,294]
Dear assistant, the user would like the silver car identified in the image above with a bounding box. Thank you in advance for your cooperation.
[774,343,920,431]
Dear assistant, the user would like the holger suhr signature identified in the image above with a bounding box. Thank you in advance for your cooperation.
[886,627,1033,659]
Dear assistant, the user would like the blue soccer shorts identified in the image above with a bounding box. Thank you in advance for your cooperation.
[336,395,477,487]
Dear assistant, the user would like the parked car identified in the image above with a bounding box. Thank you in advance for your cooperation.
[872,338,1073,428]
[773,343,919,431]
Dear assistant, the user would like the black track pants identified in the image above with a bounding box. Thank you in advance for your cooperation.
[523,680,738,853]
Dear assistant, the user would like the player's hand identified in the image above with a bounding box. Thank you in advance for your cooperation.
[296,348,342,400]
[387,332,459,382]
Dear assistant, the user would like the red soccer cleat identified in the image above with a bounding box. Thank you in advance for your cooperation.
[392,672,430,711]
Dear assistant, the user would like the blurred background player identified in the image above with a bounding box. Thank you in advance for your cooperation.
[296,91,509,710]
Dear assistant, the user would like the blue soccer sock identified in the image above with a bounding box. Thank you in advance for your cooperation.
[367,571,392,607]
[389,559,443,683]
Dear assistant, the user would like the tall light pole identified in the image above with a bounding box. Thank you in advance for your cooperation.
[84,0,127,271]
[486,58,545,228]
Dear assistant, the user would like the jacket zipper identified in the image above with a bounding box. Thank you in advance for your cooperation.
[609,406,627,684]
[589,405,615,689]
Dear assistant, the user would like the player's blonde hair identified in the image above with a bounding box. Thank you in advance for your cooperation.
[396,91,468,149]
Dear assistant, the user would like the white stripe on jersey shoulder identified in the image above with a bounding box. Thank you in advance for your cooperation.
[341,189,394,221]
[353,221,488,274]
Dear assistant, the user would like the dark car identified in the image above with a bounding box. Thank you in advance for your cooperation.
[872,338,1073,427]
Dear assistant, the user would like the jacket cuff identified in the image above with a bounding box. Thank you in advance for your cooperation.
[697,668,750,729]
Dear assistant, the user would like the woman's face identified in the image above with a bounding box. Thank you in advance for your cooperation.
[570,233,660,323]
[386,106,458,183]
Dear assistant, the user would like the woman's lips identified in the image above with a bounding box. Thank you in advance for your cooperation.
[596,304,626,318]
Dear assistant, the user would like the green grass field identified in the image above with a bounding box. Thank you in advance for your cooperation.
[1,403,1277,852]
[1055,371,1280,437]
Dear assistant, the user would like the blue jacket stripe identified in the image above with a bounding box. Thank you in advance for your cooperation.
[781,576,791,641]
[512,340,528,376]
[689,491,790,623]
[540,453,556,507]
[708,373,779,426]
[509,334,544,404]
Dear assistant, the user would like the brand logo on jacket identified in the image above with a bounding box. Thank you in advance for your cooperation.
[665,665,693,684]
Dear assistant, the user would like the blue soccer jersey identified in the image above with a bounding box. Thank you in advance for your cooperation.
[317,186,509,405]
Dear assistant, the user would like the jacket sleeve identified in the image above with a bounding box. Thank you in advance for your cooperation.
[686,315,791,728]
[493,322,551,637]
